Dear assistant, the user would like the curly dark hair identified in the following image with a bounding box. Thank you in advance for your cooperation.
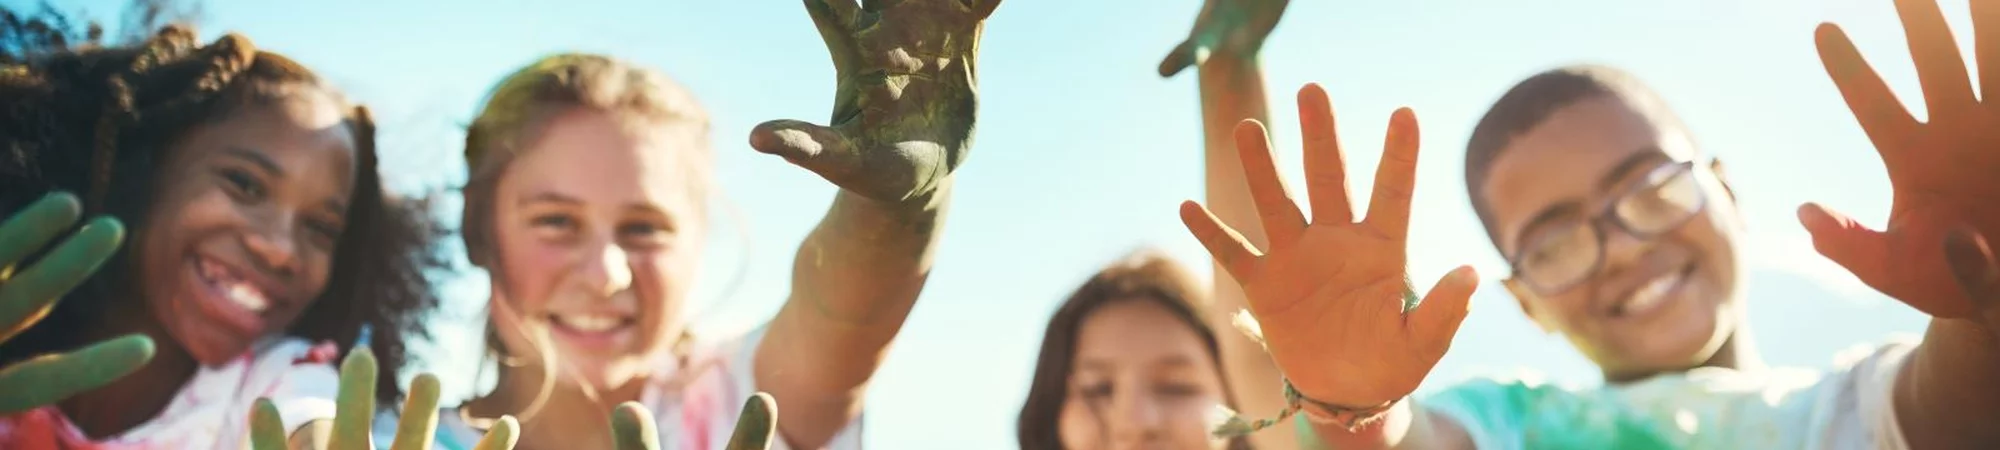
[0,3,444,405]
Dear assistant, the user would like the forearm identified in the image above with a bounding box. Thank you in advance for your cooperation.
[1196,52,1296,446]
[1894,318,2000,449]
[757,181,951,447]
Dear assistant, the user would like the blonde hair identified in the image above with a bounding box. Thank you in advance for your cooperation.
[461,52,713,266]
[460,52,712,423]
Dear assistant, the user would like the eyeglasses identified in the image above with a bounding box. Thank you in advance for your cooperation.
[1509,160,1707,294]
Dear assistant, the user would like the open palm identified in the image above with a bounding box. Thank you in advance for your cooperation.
[1180,84,1477,408]
[1807,0,2000,318]
[750,0,1001,204]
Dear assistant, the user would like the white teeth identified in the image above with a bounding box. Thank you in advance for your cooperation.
[225,281,270,313]
[1620,270,1682,316]
[554,314,625,332]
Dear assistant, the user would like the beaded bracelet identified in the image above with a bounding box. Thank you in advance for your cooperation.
[1208,280,1419,438]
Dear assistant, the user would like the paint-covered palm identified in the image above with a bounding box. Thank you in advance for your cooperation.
[0,192,153,415]
[1180,85,1477,408]
[750,0,1001,204]
[1805,0,2000,319]
[1158,0,1291,77]
[249,349,518,450]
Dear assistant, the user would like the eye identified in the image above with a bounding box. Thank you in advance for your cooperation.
[303,218,343,247]
[218,168,266,200]
[617,221,673,244]
[1077,382,1113,400]
[1154,383,1201,398]
[531,214,576,230]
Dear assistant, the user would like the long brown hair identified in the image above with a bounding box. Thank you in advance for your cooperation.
[1017,249,1253,450]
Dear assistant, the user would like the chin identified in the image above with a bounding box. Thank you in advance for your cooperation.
[558,356,645,390]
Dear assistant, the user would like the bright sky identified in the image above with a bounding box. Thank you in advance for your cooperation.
[44,0,1961,447]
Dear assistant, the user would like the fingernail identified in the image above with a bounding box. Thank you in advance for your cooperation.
[1944,228,1997,299]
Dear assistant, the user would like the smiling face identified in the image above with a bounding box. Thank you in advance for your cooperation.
[1479,94,1747,380]
[1056,298,1230,450]
[138,91,358,366]
[486,108,705,390]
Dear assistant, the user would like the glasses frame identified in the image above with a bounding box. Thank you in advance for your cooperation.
[1509,159,1708,295]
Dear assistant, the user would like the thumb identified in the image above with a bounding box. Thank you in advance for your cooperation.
[1160,39,1200,77]
[1157,40,1205,78]
[749,120,861,182]
[1408,266,1478,359]
[1799,203,1892,283]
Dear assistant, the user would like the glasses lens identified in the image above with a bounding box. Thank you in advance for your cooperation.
[1616,162,1705,235]
[1518,220,1599,292]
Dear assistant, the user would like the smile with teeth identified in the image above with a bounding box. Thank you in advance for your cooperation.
[551,313,633,333]
[1614,266,1686,317]
[197,256,271,313]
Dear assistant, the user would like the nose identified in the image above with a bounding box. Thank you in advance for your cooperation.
[1107,391,1164,446]
[242,214,300,277]
[1595,223,1653,284]
[575,238,633,298]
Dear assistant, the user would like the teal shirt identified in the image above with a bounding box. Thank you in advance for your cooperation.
[1302,340,1914,450]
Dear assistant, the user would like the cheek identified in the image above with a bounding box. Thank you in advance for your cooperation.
[1057,400,1102,449]
[495,237,572,310]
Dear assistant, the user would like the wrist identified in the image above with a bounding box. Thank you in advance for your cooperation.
[1199,49,1262,68]
[1290,380,1399,432]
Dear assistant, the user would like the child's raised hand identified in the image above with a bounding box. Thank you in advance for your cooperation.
[250,348,519,450]
[1806,0,2000,319]
[0,192,153,415]
[749,0,1000,205]
[1180,84,1478,408]
[1157,0,1291,77]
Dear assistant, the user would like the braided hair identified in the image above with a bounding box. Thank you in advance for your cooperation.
[0,5,445,405]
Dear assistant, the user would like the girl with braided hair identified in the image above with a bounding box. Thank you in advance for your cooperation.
[0,6,446,448]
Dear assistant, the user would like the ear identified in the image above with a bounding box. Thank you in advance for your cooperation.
[1502,277,1556,334]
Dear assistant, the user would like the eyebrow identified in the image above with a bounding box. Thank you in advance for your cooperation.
[1511,148,1668,254]
[518,191,582,206]
[223,147,284,178]
[1074,355,1198,372]
[1597,148,1668,192]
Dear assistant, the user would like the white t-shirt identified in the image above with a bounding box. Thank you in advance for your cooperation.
[0,338,341,449]
[418,325,864,450]
[1420,339,1914,450]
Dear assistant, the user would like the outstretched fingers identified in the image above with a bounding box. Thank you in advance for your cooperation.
[1893,0,1978,114]
[472,416,520,450]
[1234,119,1308,247]
[1298,84,1355,225]
[1364,108,1422,242]
[1181,201,1262,284]
[391,374,444,450]
[1817,24,1922,155]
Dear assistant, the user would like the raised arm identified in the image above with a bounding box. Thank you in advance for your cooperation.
[1156,2,1293,447]
[743,0,999,447]
[1803,0,2000,447]
[1181,84,1477,450]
